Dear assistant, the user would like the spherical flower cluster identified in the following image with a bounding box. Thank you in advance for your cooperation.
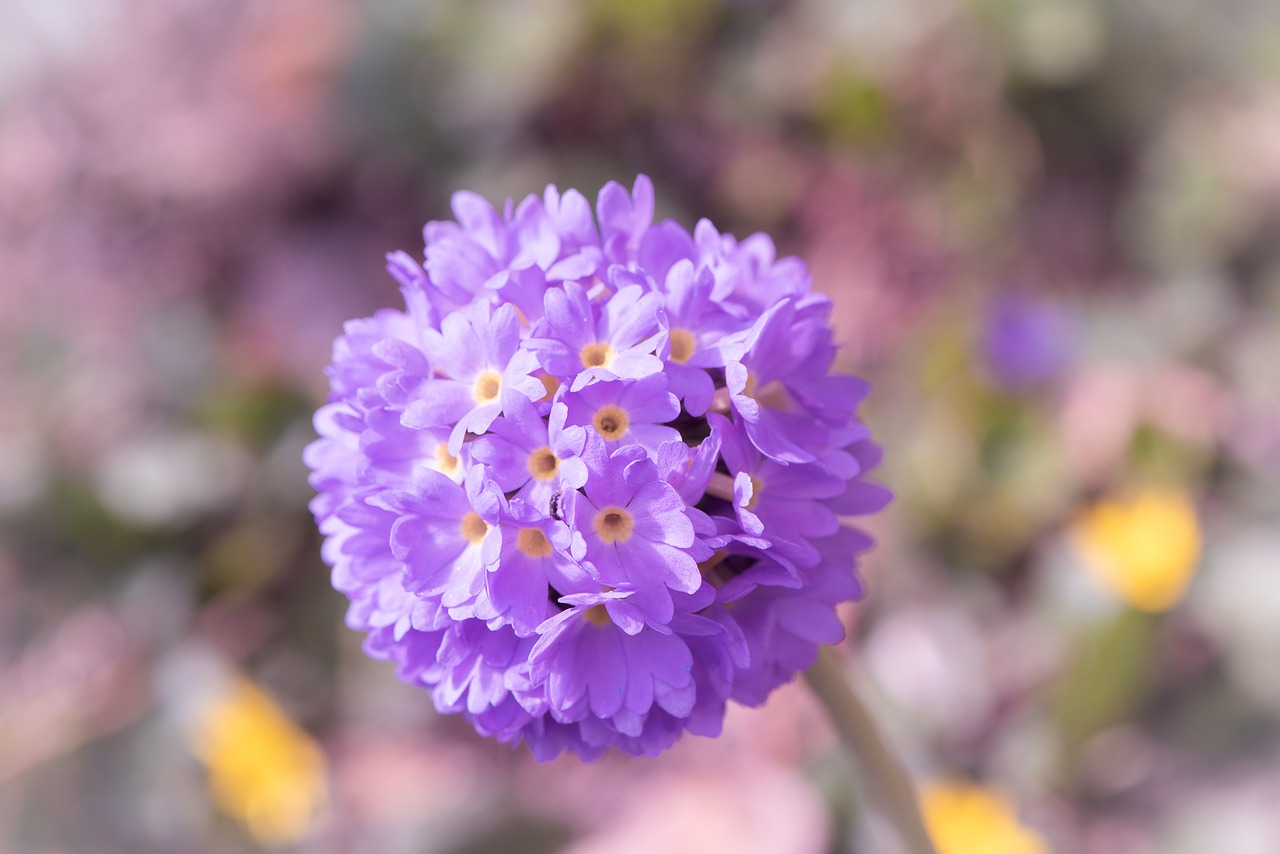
[305,176,890,760]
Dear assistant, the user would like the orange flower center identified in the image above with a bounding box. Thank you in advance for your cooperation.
[527,446,559,481]
[583,604,612,626]
[592,405,629,441]
[537,373,559,402]
[668,328,696,364]
[516,528,553,558]
[580,341,614,369]
[472,370,501,403]
[593,506,634,544]
[433,443,459,475]
[459,512,488,544]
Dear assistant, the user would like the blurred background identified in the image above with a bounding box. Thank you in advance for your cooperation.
[2,0,1279,851]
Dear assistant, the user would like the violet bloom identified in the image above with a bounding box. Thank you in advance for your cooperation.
[403,300,544,454]
[561,437,706,630]
[525,280,665,392]
[980,293,1077,390]
[560,373,682,456]
[470,394,587,513]
[306,176,888,760]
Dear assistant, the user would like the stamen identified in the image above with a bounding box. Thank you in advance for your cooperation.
[537,373,559,402]
[592,404,629,441]
[698,550,728,577]
[580,341,614,369]
[593,505,634,544]
[527,446,559,481]
[705,472,736,502]
[583,604,612,626]
[669,328,696,364]
[746,475,763,510]
[459,512,488,544]
[710,387,733,414]
[516,528,553,558]
[472,370,501,403]
[743,373,789,409]
[433,443,459,475]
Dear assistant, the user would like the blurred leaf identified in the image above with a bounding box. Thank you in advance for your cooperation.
[818,68,895,148]
[198,383,312,452]
[447,815,573,854]
[1052,607,1155,756]
[201,520,301,596]
[586,0,717,45]
[1128,424,1212,483]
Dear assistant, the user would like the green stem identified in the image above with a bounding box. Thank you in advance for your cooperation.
[804,645,938,854]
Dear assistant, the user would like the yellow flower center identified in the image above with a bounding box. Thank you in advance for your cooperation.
[580,341,614,369]
[668,328,696,364]
[516,528,553,558]
[745,475,763,511]
[583,604,612,626]
[592,404,629,441]
[472,370,501,403]
[459,512,488,544]
[433,443,459,476]
[740,371,789,411]
[593,506,634,544]
[537,373,560,402]
[697,550,729,585]
[527,446,559,481]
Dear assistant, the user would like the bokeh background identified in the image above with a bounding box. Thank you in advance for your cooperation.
[3,0,1279,851]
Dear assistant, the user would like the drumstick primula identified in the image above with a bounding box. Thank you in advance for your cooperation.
[305,175,890,760]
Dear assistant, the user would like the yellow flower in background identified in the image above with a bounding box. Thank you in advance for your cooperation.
[1072,488,1202,612]
[190,677,328,845]
[921,781,1049,854]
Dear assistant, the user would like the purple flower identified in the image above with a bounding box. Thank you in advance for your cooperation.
[560,373,681,455]
[562,437,706,629]
[306,176,889,760]
[980,293,1077,390]
[529,590,696,731]
[473,495,589,638]
[388,465,498,612]
[525,280,665,392]
[470,393,586,512]
[402,301,544,454]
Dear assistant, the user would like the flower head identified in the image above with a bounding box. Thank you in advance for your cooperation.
[190,678,328,845]
[1071,487,1201,612]
[306,175,889,759]
[921,780,1049,854]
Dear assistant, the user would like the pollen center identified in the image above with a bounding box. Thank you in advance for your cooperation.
[592,405,629,441]
[527,446,559,481]
[537,373,559,402]
[593,506,634,544]
[580,341,614,369]
[583,604,612,626]
[746,475,763,511]
[460,512,488,544]
[742,373,787,409]
[516,528,553,558]
[472,370,501,403]
[433,443,459,475]
[698,550,728,575]
[669,328,696,364]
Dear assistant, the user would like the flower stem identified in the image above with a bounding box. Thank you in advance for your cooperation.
[805,645,937,854]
